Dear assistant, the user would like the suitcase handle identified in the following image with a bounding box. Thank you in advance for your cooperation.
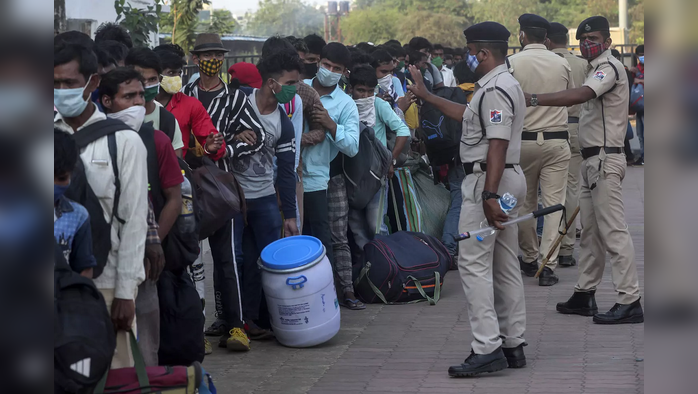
[286,275,308,290]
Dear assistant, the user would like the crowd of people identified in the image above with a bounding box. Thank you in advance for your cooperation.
[54,11,644,384]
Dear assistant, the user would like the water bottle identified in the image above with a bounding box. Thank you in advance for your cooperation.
[476,192,518,241]
[179,170,196,234]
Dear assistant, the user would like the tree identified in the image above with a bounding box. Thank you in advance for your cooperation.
[245,0,324,37]
[169,0,210,53]
[341,6,400,45]
[114,0,163,47]
[206,9,236,34]
[396,11,469,48]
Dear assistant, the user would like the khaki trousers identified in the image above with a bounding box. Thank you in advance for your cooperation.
[575,154,641,304]
[458,165,527,354]
[518,138,571,270]
[560,123,583,257]
[100,288,138,369]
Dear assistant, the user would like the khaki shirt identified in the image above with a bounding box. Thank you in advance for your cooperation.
[552,48,589,118]
[461,64,526,164]
[579,49,629,149]
[509,44,573,133]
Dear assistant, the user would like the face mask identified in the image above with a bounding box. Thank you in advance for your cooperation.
[198,58,223,77]
[54,75,93,118]
[161,75,183,94]
[580,39,605,60]
[144,83,160,102]
[466,53,480,74]
[354,96,376,128]
[304,62,319,78]
[377,74,393,93]
[107,105,146,131]
[638,56,644,64]
[271,80,297,104]
[317,66,342,87]
[397,60,405,70]
[54,183,69,203]
[432,56,444,68]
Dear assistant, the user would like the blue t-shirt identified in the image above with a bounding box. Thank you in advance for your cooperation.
[54,196,97,273]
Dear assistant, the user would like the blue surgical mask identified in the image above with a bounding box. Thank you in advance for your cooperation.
[466,53,480,73]
[638,56,644,64]
[316,66,342,87]
[54,183,69,203]
[54,75,93,118]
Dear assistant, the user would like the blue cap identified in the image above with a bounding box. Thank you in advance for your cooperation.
[260,235,325,271]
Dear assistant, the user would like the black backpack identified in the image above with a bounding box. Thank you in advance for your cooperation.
[54,240,115,393]
[158,106,177,143]
[419,86,468,166]
[65,118,129,278]
[343,122,392,210]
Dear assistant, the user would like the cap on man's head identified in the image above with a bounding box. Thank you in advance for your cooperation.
[576,16,610,40]
[228,62,262,89]
[548,22,569,37]
[518,14,551,32]
[463,22,511,44]
[191,33,229,54]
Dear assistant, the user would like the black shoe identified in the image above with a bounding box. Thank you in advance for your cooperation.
[556,291,598,316]
[218,333,229,348]
[576,228,581,239]
[448,348,509,377]
[538,267,559,286]
[502,344,527,368]
[593,299,644,324]
[519,256,538,277]
[205,318,227,337]
[559,255,577,267]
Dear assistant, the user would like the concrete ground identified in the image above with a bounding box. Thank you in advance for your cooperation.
[200,167,644,394]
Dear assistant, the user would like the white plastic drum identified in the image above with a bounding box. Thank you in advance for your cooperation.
[259,236,341,347]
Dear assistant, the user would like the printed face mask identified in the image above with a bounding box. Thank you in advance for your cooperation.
[316,66,342,87]
[354,96,376,128]
[107,105,146,131]
[161,75,183,94]
[54,75,93,117]
[272,80,297,104]
[199,58,223,77]
[144,83,160,102]
[580,39,605,60]
[466,53,480,74]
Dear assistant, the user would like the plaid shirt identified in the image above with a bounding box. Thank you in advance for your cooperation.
[296,81,325,133]
[146,201,160,245]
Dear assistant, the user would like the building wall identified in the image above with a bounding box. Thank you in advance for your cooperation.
[64,0,161,44]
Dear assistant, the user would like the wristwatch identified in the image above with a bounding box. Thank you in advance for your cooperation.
[530,94,539,107]
[482,191,500,201]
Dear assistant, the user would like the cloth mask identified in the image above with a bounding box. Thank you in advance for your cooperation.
[54,75,93,117]
[355,96,376,128]
[317,66,342,87]
[466,53,480,74]
[638,56,644,64]
[272,80,297,104]
[199,58,223,77]
[397,60,405,71]
[144,83,160,102]
[107,105,146,131]
[304,62,319,78]
[580,39,605,60]
[432,56,444,68]
[54,184,69,203]
[377,74,393,93]
[161,75,183,94]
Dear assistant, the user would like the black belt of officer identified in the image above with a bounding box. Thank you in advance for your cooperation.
[521,131,569,141]
[581,147,623,160]
[463,162,516,175]
[568,117,579,124]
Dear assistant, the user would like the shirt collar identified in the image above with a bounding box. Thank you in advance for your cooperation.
[523,43,548,51]
[54,102,107,133]
[476,64,509,87]
[304,78,341,98]
[55,196,74,215]
[590,49,613,67]
[551,48,569,55]
[166,92,183,109]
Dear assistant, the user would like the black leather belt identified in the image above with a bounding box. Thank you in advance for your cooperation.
[568,117,579,124]
[463,162,516,175]
[581,147,623,160]
[521,131,569,141]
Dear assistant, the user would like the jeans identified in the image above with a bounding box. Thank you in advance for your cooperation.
[209,219,244,330]
[441,164,465,256]
[303,190,334,265]
[348,182,387,264]
[636,112,644,161]
[239,194,282,321]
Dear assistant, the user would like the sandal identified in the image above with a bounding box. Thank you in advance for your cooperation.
[341,298,366,310]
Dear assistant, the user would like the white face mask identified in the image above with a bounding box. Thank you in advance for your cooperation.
[354,96,376,128]
[377,74,393,93]
[107,105,146,131]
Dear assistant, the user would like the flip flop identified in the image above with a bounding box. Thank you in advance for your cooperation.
[341,298,366,310]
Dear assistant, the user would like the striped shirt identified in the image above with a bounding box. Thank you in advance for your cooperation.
[181,80,265,171]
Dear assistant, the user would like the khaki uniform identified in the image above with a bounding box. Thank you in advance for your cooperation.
[576,50,640,304]
[458,64,527,354]
[553,48,590,258]
[509,44,573,270]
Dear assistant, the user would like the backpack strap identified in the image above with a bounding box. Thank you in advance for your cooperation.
[158,106,177,142]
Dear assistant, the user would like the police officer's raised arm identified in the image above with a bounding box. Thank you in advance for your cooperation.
[406,65,467,122]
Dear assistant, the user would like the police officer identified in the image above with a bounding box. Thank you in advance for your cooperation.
[408,21,528,376]
[509,14,573,286]
[547,22,590,267]
[524,16,644,324]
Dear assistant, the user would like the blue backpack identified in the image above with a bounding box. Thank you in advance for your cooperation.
[630,83,644,112]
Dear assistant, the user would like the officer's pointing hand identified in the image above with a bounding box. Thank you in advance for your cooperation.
[406,65,428,99]
[483,199,509,230]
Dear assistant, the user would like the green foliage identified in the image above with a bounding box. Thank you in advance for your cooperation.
[341,6,400,44]
[245,0,324,37]
[206,9,236,34]
[114,0,162,47]
[396,11,468,48]
[168,0,210,53]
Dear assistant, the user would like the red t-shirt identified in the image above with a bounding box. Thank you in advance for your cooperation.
[154,129,184,190]
[165,92,226,161]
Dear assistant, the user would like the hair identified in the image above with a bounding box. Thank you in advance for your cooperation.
[95,22,133,48]
[549,33,568,46]
[355,42,375,54]
[350,50,373,68]
[611,48,621,61]
[433,44,444,51]
[384,39,401,47]
[54,31,93,48]
[444,54,454,62]
[94,46,117,69]
[262,36,296,59]
[453,47,465,57]
[635,44,644,55]
[125,47,162,74]
[349,64,378,88]
[408,37,433,52]
[522,27,547,43]
[303,34,326,55]
[256,49,303,81]
[407,49,426,66]
[154,44,187,70]
[98,67,144,108]
[453,60,477,84]
[474,42,508,59]
[54,42,98,81]
[383,44,406,59]
[96,40,129,65]
[370,49,394,68]
[54,128,79,177]
[286,36,309,54]
[321,42,352,68]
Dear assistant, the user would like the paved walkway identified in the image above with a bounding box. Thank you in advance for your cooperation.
[201,167,644,394]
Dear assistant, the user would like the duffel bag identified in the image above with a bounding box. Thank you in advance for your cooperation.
[355,231,450,305]
[94,331,216,394]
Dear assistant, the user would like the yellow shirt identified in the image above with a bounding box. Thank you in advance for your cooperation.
[458,83,476,103]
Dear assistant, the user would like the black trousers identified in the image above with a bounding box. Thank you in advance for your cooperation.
[302,190,334,265]
[209,219,244,330]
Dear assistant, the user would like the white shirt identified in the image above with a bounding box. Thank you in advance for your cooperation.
[440,66,457,88]
[54,104,147,299]
[144,100,185,151]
